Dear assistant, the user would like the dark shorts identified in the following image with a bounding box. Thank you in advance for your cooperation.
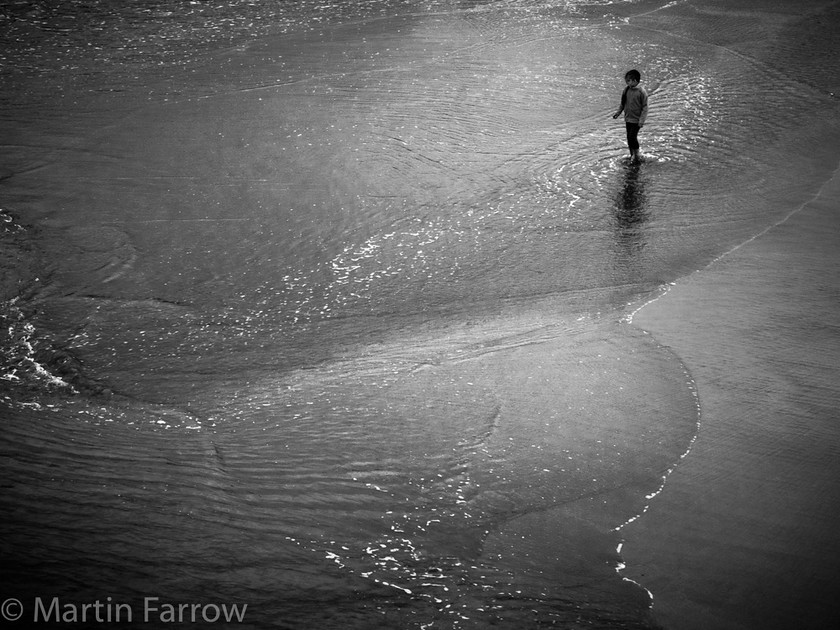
[625,122,641,153]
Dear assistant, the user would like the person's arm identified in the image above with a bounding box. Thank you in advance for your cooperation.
[612,87,627,119]
[638,88,648,127]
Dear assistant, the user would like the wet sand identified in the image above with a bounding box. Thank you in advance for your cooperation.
[621,166,840,629]
[3,1,840,626]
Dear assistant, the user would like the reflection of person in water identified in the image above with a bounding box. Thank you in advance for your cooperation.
[614,161,648,254]
[617,162,646,223]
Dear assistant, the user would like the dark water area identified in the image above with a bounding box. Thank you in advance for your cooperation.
[2,0,840,628]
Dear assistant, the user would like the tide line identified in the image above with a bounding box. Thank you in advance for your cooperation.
[108,218,250,224]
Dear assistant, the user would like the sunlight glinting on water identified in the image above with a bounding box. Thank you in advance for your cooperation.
[4,1,840,628]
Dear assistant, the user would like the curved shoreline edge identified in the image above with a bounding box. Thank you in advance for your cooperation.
[617,162,840,629]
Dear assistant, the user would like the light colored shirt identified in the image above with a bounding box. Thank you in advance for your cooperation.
[622,86,648,125]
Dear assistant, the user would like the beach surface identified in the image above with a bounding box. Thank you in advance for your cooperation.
[2,1,840,628]
[623,166,840,629]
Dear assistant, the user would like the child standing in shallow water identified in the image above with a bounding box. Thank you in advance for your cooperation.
[613,69,648,161]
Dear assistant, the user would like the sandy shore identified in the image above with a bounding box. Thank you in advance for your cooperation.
[620,165,840,629]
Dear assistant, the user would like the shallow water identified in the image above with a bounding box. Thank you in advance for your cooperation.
[622,164,840,630]
[2,0,840,628]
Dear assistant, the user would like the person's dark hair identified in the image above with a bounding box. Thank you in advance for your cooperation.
[625,69,641,82]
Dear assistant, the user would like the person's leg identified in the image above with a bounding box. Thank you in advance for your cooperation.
[625,122,640,158]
